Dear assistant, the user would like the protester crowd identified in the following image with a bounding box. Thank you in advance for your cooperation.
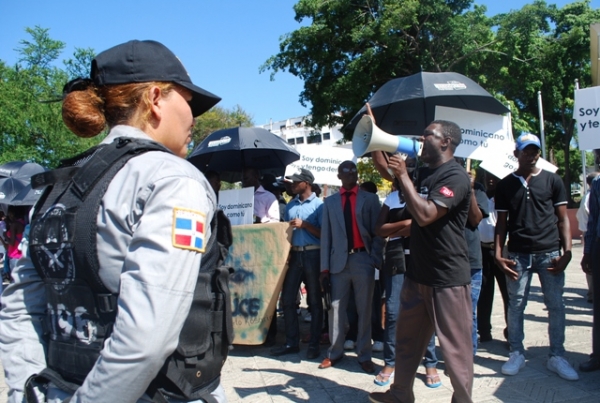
[252,129,596,403]
[0,39,598,403]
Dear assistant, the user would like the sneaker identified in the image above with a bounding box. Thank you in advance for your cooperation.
[502,351,526,375]
[304,313,312,322]
[343,339,355,350]
[372,341,384,352]
[547,356,579,381]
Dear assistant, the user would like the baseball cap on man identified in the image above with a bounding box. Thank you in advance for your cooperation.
[285,168,314,184]
[90,40,220,117]
[515,133,541,150]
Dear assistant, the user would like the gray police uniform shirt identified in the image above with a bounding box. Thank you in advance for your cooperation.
[0,125,224,403]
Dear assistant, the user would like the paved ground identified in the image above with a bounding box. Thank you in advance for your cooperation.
[1,240,599,402]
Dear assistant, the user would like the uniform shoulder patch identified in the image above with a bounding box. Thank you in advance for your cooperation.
[172,207,207,252]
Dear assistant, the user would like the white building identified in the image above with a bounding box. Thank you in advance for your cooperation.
[255,116,349,148]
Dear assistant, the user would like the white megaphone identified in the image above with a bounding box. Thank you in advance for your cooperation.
[352,115,422,159]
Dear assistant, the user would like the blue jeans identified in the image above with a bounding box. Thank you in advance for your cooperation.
[281,249,323,348]
[471,269,482,355]
[382,271,404,367]
[506,250,565,357]
[424,334,438,368]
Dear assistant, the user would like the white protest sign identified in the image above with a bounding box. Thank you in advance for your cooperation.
[434,106,512,160]
[574,86,600,150]
[285,145,355,186]
[479,146,558,180]
[217,187,254,226]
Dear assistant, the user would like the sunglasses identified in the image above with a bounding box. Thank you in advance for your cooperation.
[341,167,357,173]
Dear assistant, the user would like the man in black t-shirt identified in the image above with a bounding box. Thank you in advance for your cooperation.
[369,120,473,403]
[494,133,578,381]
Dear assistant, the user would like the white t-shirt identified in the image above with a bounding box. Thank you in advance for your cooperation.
[478,197,496,243]
[576,191,591,233]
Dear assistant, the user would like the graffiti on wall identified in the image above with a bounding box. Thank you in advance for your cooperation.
[225,222,291,344]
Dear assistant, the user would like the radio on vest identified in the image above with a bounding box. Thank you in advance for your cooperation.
[352,115,423,159]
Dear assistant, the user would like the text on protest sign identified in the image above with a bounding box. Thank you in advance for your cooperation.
[217,187,254,226]
[285,144,355,186]
[434,106,512,160]
[574,87,600,150]
[479,146,557,180]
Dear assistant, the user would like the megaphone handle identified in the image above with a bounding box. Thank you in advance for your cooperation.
[386,152,409,179]
[366,103,375,123]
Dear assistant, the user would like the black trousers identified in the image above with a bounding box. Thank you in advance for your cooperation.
[477,245,509,338]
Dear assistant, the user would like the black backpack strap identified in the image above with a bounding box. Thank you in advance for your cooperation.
[25,368,79,403]
[69,137,171,295]
[70,137,169,200]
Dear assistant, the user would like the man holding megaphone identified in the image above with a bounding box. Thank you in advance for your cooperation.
[369,120,474,403]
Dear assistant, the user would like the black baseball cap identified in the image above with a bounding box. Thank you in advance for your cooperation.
[285,168,315,185]
[91,40,221,116]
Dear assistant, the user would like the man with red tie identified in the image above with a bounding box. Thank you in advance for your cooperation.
[318,161,383,373]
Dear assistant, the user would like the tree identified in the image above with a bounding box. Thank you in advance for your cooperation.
[191,104,254,148]
[0,27,100,168]
[357,157,392,196]
[1,28,255,169]
[261,0,495,131]
[64,47,96,80]
[16,26,64,70]
[483,0,600,205]
[264,0,600,201]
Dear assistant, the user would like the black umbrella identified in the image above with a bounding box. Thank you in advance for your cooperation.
[347,72,510,136]
[188,127,301,182]
[0,161,45,180]
[7,184,45,206]
[0,177,28,203]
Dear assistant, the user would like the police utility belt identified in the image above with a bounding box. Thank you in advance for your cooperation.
[24,138,234,403]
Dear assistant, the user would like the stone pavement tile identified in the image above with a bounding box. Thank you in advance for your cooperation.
[226,389,273,403]
[265,370,323,392]
[490,388,540,403]
[266,385,311,401]
[413,386,454,402]
[1,241,598,403]
[473,374,506,391]
[322,385,371,403]
[560,398,600,403]
[574,373,600,391]
[502,379,592,402]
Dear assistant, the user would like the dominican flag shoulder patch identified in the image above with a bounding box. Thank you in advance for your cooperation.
[172,207,207,252]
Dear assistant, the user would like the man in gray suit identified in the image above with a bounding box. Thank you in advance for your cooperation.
[318,160,383,373]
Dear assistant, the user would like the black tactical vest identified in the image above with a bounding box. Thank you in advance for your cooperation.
[25,137,233,403]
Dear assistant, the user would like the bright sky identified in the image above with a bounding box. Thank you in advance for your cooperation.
[1,0,597,125]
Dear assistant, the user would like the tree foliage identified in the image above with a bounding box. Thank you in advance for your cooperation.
[483,0,600,202]
[0,27,100,168]
[191,105,254,149]
[1,27,255,169]
[262,0,495,129]
[263,0,600,203]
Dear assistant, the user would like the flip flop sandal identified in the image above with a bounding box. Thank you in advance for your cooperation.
[374,371,394,386]
[425,374,442,388]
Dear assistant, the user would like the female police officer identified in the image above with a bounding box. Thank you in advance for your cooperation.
[0,40,227,403]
